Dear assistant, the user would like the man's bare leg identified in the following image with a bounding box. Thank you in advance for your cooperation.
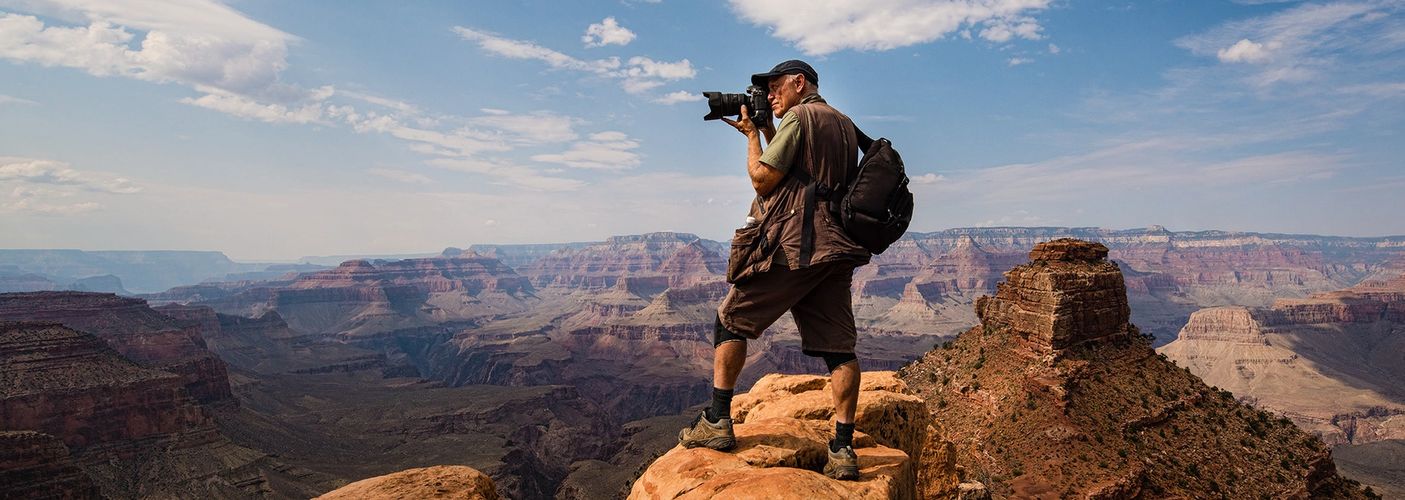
[830,360,860,424]
[713,340,747,391]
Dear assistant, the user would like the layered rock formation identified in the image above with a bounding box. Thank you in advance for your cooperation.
[522,232,725,289]
[899,239,1370,498]
[0,431,101,499]
[1160,274,1405,444]
[0,291,233,405]
[974,239,1131,350]
[184,255,538,338]
[630,371,952,500]
[315,465,499,500]
[0,321,321,498]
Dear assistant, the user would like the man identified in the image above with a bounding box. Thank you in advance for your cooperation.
[678,60,870,481]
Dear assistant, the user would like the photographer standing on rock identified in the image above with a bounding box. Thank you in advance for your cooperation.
[679,60,870,480]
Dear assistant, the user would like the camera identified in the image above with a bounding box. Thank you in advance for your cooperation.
[702,85,771,129]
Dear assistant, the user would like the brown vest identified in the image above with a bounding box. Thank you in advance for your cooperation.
[749,97,870,272]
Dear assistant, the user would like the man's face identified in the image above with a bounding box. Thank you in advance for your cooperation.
[766,74,802,119]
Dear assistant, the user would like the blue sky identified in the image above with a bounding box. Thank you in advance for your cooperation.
[1,0,1402,261]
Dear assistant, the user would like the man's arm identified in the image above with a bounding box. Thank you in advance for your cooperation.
[723,105,787,197]
[745,133,786,196]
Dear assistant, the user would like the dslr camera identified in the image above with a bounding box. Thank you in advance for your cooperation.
[702,85,771,129]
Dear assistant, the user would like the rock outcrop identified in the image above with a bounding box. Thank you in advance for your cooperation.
[899,239,1371,498]
[0,431,101,499]
[629,371,955,500]
[0,291,234,405]
[975,239,1132,350]
[315,465,499,500]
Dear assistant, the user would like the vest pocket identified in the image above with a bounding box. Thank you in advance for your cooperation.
[726,223,766,284]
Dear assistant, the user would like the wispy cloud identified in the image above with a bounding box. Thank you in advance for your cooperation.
[531,131,641,170]
[0,156,141,194]
[0,156,141,215]
[0,94,38,106]
[653,90,703,105]
[727,0,1053,55]
[929,140,1343,203]
[452,25,695,96]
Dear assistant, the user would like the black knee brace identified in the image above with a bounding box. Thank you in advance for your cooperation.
[804,350,858,371]
[714,316,747,347]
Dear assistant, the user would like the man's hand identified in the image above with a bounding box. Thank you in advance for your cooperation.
[720,105,775,141]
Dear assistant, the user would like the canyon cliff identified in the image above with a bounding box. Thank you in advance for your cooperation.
[0,321,326,498]
[1160,273,1405,445]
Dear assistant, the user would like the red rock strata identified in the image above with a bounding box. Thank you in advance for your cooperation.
[522,232,725,289]
[0,321,212,450]
[0,431,101,499]
[0,291,233,404]
[975,239,1132,350]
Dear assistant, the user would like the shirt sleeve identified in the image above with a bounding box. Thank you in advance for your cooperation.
[758,111,801,174]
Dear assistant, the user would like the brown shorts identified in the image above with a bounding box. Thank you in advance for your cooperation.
[716,260,859,353]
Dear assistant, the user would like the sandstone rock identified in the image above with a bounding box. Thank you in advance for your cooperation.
[1174,306,1267,343]
[315,465,499,500]
[975,239,1131,350]
[631,371,942,500]
[628,418,915,500]
[1028,238,1109,262]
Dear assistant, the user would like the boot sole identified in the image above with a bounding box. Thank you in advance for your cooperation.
[679,435,736,451]
[824,464,859,480]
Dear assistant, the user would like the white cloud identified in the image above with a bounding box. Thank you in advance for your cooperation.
[1217,39,1271,64]
[0,156,141,215]
[0,156,140,193]
[531,131,641,170]
[452,25,695,95]
[727,0,1052,55]
[0,94,38,105]
[1007,57,1032,66]
[1048,43,1060,54]
[180,89,329,124]
[910,173,945,185]
[467,112,579,144]
[0,7,293,98]
[3,186,101,214]
[653,90,704,105]
[980,16,1043,43]
[367,168,432,184]
[582,17,636,48]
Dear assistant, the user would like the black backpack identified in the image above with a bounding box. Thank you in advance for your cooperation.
[841,129,913,254]
[792,122,914,256]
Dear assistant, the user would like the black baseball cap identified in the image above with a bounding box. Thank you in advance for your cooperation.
[751,59,819,88]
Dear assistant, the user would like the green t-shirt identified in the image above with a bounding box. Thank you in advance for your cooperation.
[758,93,824,173]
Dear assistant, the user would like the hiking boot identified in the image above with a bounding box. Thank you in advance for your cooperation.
[824,444,860,480]
[678,411,735,450]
